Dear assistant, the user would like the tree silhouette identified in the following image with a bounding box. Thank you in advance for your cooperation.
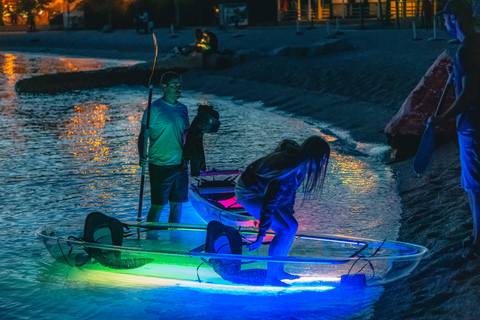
[18,0,53,31]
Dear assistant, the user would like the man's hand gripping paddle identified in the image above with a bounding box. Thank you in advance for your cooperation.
[137,33,158,239]
[412,72,453,176]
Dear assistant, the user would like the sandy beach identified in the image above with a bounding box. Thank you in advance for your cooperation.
[1,22,478,319]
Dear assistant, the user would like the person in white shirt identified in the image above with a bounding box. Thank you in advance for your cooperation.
[138,72,189,225]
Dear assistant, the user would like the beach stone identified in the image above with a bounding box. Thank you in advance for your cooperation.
[202,50,241,70]
[307,38,355,56]
[235,48,263,59]
[385,51,457,159]
[270,39,354,57]
[101,25,114,33]
[270,46,308,56]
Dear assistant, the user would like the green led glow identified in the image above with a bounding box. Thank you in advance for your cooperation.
[66,268,337,294]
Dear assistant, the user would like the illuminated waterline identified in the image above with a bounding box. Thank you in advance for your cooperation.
[67,268,338,294]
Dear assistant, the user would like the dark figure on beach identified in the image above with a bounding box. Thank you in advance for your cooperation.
[197,29,218,52]
[430,0,480,261]
[175,29,218,56]
[422,0,434,30]
[138,72,190,229]
[175,28,234,69]
[135,11,149,34]
[281,0,289,20]
[10,10,18,26]
[235,136,330,286]
[27,13,36,32]
[199,29,221,67]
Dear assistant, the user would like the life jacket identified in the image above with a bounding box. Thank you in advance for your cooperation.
[184,104,221,176]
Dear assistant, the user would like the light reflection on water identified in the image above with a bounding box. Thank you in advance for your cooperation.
[0,53,400,319]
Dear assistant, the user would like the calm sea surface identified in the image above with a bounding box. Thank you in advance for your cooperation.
[0,52,401,320]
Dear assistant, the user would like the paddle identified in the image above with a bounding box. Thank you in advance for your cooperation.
[412,72,453,176]
[137,33,158,239]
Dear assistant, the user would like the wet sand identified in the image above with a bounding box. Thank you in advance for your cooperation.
[1,24,478,319]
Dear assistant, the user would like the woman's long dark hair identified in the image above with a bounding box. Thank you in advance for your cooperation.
[256,135,330,197]
[298,136,330,196]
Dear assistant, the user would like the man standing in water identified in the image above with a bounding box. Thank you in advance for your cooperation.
[430,0,480,260]
[138,72,189,226]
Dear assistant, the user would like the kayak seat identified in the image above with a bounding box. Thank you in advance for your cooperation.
[82,212,153,269]
[204,220,243,278]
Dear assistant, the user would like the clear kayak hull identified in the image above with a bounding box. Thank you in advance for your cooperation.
[36,222,428,290]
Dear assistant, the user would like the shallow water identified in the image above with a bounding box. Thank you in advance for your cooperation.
[0,52,401,319]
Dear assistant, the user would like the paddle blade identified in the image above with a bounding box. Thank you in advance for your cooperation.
[413,124,436,176]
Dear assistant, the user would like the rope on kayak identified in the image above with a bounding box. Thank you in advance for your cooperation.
[356,239,386,281]
[339,239,386,287]
[58,238,74,267]
[196,260,207,283]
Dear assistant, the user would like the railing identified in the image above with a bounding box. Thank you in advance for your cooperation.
[390,0,423,18]
[278,0,435,21]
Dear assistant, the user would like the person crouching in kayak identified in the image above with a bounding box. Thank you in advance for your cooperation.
[235,136,330,286]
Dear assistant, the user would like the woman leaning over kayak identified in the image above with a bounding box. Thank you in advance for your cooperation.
[235,135,330,286]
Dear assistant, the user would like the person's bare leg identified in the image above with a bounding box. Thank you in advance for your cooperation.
[146,204,164,239]
[168,201,182,223]
[239,200,298,285]
[467,190,480,247]
[276,211,300,280]
[265,211,298,286]
[147,204,165,222]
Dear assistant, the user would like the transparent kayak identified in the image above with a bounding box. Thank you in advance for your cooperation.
[188,169,257,227]
[36,222,428,291]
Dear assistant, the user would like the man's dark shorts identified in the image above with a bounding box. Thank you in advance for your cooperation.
[149,163,189,205]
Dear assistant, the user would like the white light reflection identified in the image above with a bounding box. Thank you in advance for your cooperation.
[67,269,336,294]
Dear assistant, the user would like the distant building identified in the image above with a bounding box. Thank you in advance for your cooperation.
[1,0,439,29]
[2,0,84,28]
[277,0,440,21]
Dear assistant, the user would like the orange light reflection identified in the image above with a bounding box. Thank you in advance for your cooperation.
[2,53,19,83]
[65,104,111,166]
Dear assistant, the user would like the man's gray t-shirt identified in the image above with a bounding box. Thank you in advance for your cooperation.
[141,98,189,166]
[454,35,480,133]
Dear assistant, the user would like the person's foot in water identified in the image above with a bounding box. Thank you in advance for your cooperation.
[146,230,159,240]
[463,233,475,249]
[461,244,480,261]
[264,278,291,287]
[279,271,301,280]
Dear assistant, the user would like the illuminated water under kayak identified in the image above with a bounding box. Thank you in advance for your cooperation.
[36,222,427,292]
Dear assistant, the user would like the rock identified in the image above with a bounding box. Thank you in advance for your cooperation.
[101,25,114,33]
[270,46,308,56]
[15,63,187,95]
[307,38,355,56]
[14,54,206,94]
[270,39,354,57]
[235,48,263,60]
[202,50,243,70]
[385,51,457,159]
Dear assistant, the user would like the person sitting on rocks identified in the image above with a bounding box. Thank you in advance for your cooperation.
[175,29,219,56]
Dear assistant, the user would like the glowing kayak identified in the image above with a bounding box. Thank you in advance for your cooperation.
[188,170,257,227]
[36,222,428,291]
